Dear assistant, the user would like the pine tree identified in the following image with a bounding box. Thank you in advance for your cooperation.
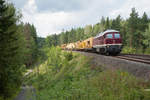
[111,15,122,31]
[143,23,150,48]
[105,17,110,30]
[100,16,105,26]
[84,25,92,34]
[111,19,116,29]
[23,23,38,67]
[0,0,25,99]
[128,8,139,48]
[30,24,38,63]
[60,32,65,44]
[93,23,100,35]
[140,12,149,32]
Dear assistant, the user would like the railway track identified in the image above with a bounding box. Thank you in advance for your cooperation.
[70,50,150,65]
[114,54,150,65]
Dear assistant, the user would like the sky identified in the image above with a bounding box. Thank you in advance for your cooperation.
[10,0,150,37]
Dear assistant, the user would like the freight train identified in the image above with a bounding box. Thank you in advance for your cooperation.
[61,29,122,55]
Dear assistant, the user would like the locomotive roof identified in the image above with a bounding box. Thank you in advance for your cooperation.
[94,29,119,38]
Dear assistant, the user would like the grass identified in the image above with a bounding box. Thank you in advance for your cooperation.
[121,46,150,55]
[25,46,150,100]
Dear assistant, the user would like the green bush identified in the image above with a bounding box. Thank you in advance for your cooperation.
[144,48,150,54]
[0,97,3,100]
[122,46,136,54]
[90,70,148,100]
[64,51,73,61]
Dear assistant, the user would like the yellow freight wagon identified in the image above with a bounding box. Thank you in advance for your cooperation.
[81,41,86,49]
[66,43,75,50]
[76,41,82,50]
[83,37,93,49]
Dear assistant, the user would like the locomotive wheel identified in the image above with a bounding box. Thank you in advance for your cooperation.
[105,52,110,56]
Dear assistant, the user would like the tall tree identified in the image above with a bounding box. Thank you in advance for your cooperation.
[140,12,149,32]
[0,0,25,99]
[30,24,38,61]
[105,17,110,29]
[30,24,38,44]
[111,15,122,31]
[84,25,92,34]
[143,23,150,48]
[128,8,139,47]
[76,27,84,41]
[46,34,59,47]
[60,32,65,44]
[23,23,38,67]
[37,37,46,48]
[93,23,100,36]
[100,16,105,26]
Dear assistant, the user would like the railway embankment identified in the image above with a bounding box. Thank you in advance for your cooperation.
[24,47,150,100]
[79,52,150,80]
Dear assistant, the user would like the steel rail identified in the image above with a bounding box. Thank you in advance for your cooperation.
[114,56,150,65]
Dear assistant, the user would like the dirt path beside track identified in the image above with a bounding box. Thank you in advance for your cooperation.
[14,86,36,100]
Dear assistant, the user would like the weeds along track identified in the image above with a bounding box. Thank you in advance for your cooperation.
[114,54,150,65]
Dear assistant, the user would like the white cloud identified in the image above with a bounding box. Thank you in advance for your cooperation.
[33,12,77,37]
[22,0,78,37]
[21,0,98,37]
[21,0,150,37]
[23,0,37,14]
[109,0,150,18]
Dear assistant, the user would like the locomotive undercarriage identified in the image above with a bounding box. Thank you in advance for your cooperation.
[94,45,122,55]
[106,45,122,55]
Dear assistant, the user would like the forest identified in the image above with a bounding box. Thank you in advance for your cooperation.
[0,0,150,100]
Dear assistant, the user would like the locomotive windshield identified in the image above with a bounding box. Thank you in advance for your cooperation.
[114,33,120,38]
[106,34,113,38]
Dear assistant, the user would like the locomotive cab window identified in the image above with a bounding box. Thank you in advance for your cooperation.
[106,34,113,38]
[114,33,120,38]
